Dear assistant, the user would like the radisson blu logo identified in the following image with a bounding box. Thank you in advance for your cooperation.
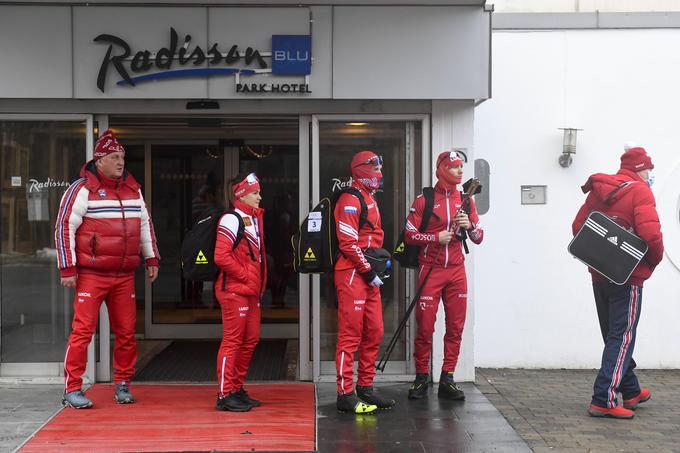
[94,28,312,93]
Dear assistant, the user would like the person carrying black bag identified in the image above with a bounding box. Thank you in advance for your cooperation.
[572,143,664,419]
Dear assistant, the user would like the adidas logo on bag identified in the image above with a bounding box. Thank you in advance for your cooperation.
[607,236,618,245]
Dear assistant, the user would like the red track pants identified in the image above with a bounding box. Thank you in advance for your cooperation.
[64,273,137,393]
[335,268,384,395]
[216,292,260,396]
[414,265,467,374]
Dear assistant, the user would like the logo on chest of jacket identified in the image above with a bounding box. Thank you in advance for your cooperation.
[98,189,107,198]
[243,217,252,227]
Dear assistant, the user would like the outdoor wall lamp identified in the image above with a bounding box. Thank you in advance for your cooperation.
[558,127,582,167]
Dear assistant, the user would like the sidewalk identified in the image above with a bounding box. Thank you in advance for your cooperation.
[476,368,680,453]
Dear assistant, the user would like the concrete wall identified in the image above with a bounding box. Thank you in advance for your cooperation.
[474,28,680,368]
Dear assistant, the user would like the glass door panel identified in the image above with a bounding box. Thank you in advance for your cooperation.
[0,120,88,364]
[314,119,422,377]
[150,144,226,325]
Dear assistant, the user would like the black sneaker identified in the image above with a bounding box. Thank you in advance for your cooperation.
[356,385,396,409]
[216,392,252,412]
[235,387,261,408]
[408,373,430,400]
[438,371,465,400]
[337,393,377,414]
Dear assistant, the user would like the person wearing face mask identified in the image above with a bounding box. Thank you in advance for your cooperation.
[572,143,664,419]
[214,173,267,412]
[403,150,484,401]
[334,151,396,414]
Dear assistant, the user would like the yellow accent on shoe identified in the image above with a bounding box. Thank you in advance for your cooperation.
[354,402,377,414]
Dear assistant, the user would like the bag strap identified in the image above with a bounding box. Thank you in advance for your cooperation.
[419,187,435,231]
[226,211,256,261]
[593,181,636,213]
[334,187,375,231]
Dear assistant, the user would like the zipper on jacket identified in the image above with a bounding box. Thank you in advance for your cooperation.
[116,185,128,274]
[90,234,97,263]
[445,189,451,267]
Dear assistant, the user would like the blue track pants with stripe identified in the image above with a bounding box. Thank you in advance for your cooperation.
[591,282,642,408]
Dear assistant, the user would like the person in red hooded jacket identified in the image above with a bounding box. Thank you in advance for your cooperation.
[403,150,484,401]
[334,151,396,414]
[572,143,663,419]
[214,172,267,412]
[56,129,160,409]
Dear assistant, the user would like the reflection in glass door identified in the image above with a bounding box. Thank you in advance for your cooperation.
[0,117,91,375]
[312,117,427,379]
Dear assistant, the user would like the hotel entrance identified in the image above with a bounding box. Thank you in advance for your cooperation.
[108,116,300,382]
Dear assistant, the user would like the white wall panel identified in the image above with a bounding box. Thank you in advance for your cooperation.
[0,6,72,98]
[333,6,490,99]
[474,29,680,368]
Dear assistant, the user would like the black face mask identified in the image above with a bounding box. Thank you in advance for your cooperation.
[364,248,392,280]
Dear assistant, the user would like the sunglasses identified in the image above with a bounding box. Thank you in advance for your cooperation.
[354,155,384,168]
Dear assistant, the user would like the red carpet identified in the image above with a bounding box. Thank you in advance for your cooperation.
[21,384,315,452]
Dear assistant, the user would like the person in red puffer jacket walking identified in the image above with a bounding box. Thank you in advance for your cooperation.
[572,143,664,419]
[56,129,160,409]
[214,172,267,412]
[404,150,484,401]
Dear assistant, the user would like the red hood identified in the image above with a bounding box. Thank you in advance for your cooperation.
[580,169,643,205]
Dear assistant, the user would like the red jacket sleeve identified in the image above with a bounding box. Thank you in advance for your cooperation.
[631,187,664,267]
[572,193,595,236]
[214,213,248,282]
[466,197,484,244]
[404,195,437,245]
[335,193,371,274]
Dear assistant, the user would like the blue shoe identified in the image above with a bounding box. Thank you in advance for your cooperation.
[114,381,135,404]
[62,390,93,409]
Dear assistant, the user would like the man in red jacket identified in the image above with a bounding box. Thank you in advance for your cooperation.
[403,150,484,400]
[214,172,267,412]
[56,129,160,409]
[572,144,664,419]
[334,151,395,414]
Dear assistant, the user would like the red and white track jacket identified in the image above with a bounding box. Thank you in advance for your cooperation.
[572,169,664,286]
[333,183,384,274]
[404,182,484,268]
[215,199,267,297]
[55,161,160,278]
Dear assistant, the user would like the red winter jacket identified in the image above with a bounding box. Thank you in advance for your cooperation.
[404,182,484,268]
[334,182,384,275]
[55,161,160,278]
[572,169,664,286]
[215,199,267,297]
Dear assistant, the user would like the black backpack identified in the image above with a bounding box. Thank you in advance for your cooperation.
[181,208,246,281]
[393,187,436,269]
[292,187,373,274]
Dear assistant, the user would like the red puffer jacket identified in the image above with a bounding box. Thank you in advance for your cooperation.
[56,161,160,277]
[214,199,267,297]
[572,169,664,286]
[404,182,483,269]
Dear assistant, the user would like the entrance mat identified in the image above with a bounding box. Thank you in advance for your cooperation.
[136,339,287,382]
[21,384,315,453]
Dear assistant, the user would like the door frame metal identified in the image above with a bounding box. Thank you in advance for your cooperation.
[309,114,430,383]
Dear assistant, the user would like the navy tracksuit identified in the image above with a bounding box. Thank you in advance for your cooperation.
[591,282,642,408]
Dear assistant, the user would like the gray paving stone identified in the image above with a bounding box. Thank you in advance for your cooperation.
[477,368,680,453]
